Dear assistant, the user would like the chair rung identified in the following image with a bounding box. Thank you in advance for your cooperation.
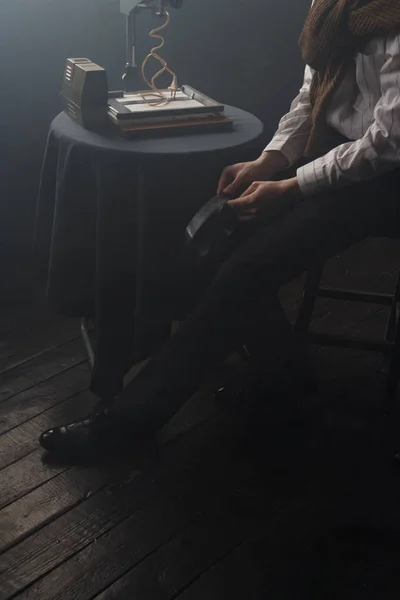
[307,331,393,353]
[317,287,394,305]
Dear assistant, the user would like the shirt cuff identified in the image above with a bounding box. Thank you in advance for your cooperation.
[296,159,329,197]
[263,138,303,167]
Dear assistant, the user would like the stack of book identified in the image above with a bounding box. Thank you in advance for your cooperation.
[108,85,232,136]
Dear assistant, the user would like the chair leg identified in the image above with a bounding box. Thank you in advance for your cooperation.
[384,307,400,415]
[381,273,400,375]
[386,273,400,342]
[295,266,324,338]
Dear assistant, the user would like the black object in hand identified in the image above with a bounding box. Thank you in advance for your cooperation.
[185,195,239,262]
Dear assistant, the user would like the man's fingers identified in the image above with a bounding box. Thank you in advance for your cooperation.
[223,176,243,196]
[217,167,235,195]
[238,182,258,198]
[227,191,257,211]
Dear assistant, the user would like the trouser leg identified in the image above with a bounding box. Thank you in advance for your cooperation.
[110,171,400,433]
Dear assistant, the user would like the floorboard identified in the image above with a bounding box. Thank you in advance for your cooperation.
[0,362,89,436]
[0,450,67,511]
[174,543,266,600]
[0,305,79,374]
[1,238,400,600]
[0,338,87,403]
[92,514,248,600]
[0,412,245,599]
[0,466,108,553]
[0,390,97,471]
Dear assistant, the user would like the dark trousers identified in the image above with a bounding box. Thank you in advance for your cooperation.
[110,168,400,432]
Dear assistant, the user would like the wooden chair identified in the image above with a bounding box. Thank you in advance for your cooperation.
[295,263,400,413]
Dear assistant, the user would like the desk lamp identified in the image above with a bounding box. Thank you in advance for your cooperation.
[121,0,183,95]
[62,0,231,133]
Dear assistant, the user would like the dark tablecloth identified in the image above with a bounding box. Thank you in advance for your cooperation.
[35,107,264,398]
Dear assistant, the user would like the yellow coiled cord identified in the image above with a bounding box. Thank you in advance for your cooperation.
[141,10,179,106]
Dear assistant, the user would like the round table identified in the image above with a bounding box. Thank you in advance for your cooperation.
[35,106,264,398]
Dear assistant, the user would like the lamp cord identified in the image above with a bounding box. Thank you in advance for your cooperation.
[141,10,179,106]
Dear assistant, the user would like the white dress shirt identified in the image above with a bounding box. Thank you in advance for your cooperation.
[265,29,400,197]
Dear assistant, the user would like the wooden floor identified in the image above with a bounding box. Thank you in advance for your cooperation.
[2,238,400,599]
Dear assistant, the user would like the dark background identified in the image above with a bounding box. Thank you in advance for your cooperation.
[0,0,310,303]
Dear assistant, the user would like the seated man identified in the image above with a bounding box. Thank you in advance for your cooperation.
[40,0,400,454]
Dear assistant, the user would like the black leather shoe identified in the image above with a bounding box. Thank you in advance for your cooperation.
[39,408,127,455]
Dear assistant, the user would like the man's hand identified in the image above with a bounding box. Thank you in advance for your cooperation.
[217,151,288,197]
[228,177,302,220]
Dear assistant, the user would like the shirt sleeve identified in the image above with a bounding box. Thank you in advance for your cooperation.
[297,43,400,197]
[264,65,313,166]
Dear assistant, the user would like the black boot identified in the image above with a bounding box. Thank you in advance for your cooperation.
[39,407,136,455]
